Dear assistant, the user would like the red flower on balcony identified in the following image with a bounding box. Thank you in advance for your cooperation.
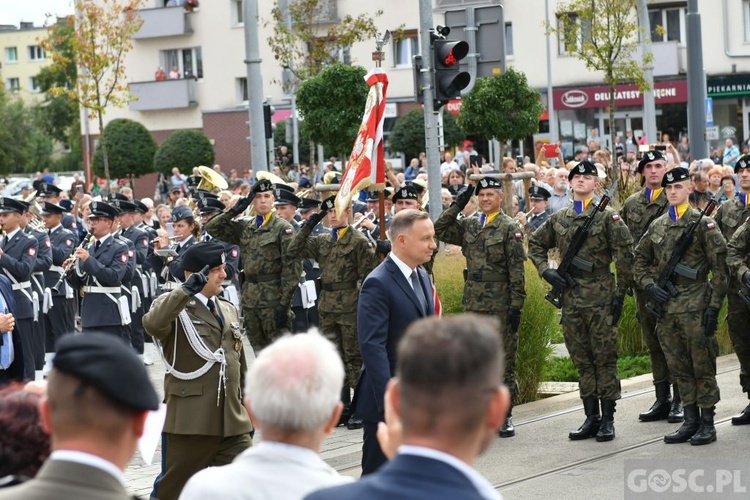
[185,0,199,12]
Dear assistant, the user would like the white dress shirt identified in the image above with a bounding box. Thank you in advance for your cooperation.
[388,252,418,290]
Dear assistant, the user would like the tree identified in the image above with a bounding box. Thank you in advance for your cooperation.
[389,108,463,161]
[458,69,545,158]
[153,129,215,175]
[0,92,53,174]
[547,0,651,199]
[296,63,369,157]
[92,119,156,178]
[40,0,145,184]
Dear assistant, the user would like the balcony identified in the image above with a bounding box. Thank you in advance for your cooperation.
[129,79,197,111]
[633,41,681,77]
[134,6,193,40]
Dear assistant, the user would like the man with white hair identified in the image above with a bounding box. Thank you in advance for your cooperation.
[179,332,353,499]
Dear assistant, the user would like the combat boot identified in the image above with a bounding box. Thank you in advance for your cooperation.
[664,404,700,443]
[569,396,600,440]
[346,416,363,430]
[638,380,672,422]
[499,406,515,438]
[731,398,750,425]
[690,406,717,445]
[338,385,351,427]
[596,400,616,442]
[667,384,684,423]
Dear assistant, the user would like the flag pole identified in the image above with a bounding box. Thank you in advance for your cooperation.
[373,33,389,252]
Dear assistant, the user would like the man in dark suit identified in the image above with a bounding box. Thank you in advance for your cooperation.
[354,209,436,474]
[0,274,24,382]
[308,314,510,500]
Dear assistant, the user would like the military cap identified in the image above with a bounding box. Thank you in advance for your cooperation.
[132,200,149,214]
[37,182,63,197]
[365,190,380,202]
[392,185,419,203]
[190,189,219,202]
[321,195,337,212]
[185,175,201,189]
[17,200,31,211]
[110,192,129,202]
[197,197,226,214]
[298,197,321,213]
[39,201,66,215]
[299,177,312,189]
[170,185,183,194]
[475,176,503,194]
[637,150,666,174]
[407,180,426,194]
[568,160,599,181]
[529,185,552,200]
[170,205,194,222]
[182,241,226,273]
[661,166,690,187]
[447,184,463,198]
[274,188,301,207]
[735,154,750,173]
[251,179,274,195]
[58,199,74,212]
[111,199,138,214]
[275,183,295,194]
[88,201,119,220]
[53,333,159,412]
[0,197,29,214]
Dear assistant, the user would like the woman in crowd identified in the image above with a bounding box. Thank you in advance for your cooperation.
[0,383,50,483]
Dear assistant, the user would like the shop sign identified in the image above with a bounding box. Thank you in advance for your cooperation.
[707,74,750,98]
[553,80,687,110]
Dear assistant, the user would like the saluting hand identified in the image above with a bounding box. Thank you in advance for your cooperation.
[183,265,210,297]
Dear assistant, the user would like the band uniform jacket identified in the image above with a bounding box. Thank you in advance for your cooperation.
[25,226,52,306]
[148,236,197,285]
[67,236,129,328]
[61,212,78,245]
[0,231,38,320]
[526,210,549,233]
[143,288,252,436]
[44,226,76,298]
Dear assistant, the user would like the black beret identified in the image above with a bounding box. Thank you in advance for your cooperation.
[53,333,159,412]
[88,201,119,220]
[251,179,274,195]
[191,189,219,202]
[133,200,148,214]
[37,182,63,197]
[321,195,336,211]
[475,176,502,193]
[735,154,750,172]
[182,241,226,273]
[637,150,666,174]
[39,201,66,215]
[170,205,194,222]
[568,160,599,181]
[661,167,690,187]
[274,188,301,207]
[111,199,138,214]
[392,185,419,202]
[298,197,321,213]
[110,192,129,202]
[529,185,551,200]
[197,197,226,214]
[0,197,28,214]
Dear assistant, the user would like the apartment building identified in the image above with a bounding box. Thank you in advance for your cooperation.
[0,22,50,102]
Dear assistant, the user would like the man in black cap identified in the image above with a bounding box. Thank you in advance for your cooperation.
[435,177,526,437]
[144,242,253,500]
[64,201,130,339]
[516,185,551,233]
[168,186,184,208]
[205,179,301,353]
[0,333,159,500]
[620,150,680,423]
[297,197,325,329]
[0,197,39,377]
[355,190,392,243]
[150,205,200,292]
[196,197,241,311]
[529,160,634,442]
[36,183,78,240]
[40,202,77,361]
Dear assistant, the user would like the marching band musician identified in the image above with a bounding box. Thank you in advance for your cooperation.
[110,202,137,343]
[149,205,199,292]
[297,197,325,328]
[515,185,551,233]
[36,183,78,243]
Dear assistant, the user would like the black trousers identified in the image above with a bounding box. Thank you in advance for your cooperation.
[31,316,44,370]
[82,325,130,343]
[130,304,145,354]
[17,318,35,380]
[361,421,388,475]
[45,296,75,352]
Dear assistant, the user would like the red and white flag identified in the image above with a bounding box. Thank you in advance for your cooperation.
[335,69,388,219]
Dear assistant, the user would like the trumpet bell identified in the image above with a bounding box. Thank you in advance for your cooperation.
[256,170,287,186]
[197,165,228,192]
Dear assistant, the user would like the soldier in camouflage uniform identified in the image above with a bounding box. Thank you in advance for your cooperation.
[287,195,377,430]
[529,160,634,442]
[714,154,750,426]
[434,176,526,438]
[621,150,682,423]
[634,166,728,445]
[204,179,301,353]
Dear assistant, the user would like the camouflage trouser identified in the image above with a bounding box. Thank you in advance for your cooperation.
[727,292,750,393]
[561,306,620,400]
[243,306,291,353]
[635,289,671,384]
[657,310,720,408]
[320,312,361,391]
[467,309,518,402]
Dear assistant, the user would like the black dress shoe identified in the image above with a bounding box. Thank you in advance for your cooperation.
[731,404,750,425]
[346,416,363,430]
[499,416,515,438]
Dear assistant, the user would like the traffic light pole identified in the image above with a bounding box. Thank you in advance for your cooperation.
[243,0,268,173]
[419,0,443,222]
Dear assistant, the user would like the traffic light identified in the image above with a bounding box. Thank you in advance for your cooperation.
[263,103,274,140]
[432,38,470,105]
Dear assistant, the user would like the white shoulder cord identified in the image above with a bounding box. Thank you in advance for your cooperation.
[154,309,227,406]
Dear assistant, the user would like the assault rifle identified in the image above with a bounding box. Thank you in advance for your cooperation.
[545,194,610,309]
[646,194,720,318]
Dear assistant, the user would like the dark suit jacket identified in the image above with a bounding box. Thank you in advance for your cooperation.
[305,453,488,500]
[0,275,26,380]
[354,255,434,422]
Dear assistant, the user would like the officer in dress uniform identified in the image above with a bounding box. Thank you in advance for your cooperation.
[64,201,130,339]
[107,202,136,344]
[149,205,199,292]
[297,197,325,328]
[0,197,38,379]
[36,183,78,243]
[39,202,76,354]
[517,185,551,233]
[133,200,158,312]
[196,197,241,311]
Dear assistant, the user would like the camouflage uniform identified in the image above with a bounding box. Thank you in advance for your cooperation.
[287,223,377,390]
[633,209,728,408]
[434,203,526,399]
[715,199,750,395]
[205,211,301,352]
[529,202,634,401]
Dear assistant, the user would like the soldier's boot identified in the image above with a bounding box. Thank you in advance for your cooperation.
[569,396,601,440]
[731,397,750,425]
[346,416,364,430]
[499,406,515,438]
[338,385,351,427]
[667,383,684,423]
[690,406,717,446]
[596,400,616,442]
[664,405,700,443]
[638,380,672,422]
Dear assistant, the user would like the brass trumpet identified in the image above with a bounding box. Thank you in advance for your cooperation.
[352,210,376,229]
[51,234,94,294]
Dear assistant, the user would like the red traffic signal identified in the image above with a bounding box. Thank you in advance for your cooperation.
[433,39,471,102]
[435,40,469,69]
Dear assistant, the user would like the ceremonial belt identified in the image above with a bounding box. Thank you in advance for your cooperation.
[466,270,508,282]
[49,265,65,274]
[567,266,612,279]
[10,281,31,291]
[321,281,358,291]
[33,272,44,278]
[671,273,708,285]
[82,286,121,294]
[244,272,280,283]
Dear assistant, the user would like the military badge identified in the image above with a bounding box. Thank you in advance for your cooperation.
[480,179,488,188]
[647,152,654,160]
[666,172,673,182]
[231,322,242,352]
[91,201,98,211]
[578,164,585,173]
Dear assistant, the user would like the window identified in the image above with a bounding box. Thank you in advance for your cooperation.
[394,31,418,67]
[238,77,248,103]
[557,13,591,55]
[28,45,45,61]
[6,78,19,92]
[29,76,40,93]
[232,0,243,25]
[649,7,686,44]
[505,22,513,57]
[744,0,750,42]
[4,47,17,63]
[161,47,203,79]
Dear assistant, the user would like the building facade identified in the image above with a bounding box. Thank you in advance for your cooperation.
[0,22,50,103]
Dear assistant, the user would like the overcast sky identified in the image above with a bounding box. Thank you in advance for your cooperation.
[0,0,74,27]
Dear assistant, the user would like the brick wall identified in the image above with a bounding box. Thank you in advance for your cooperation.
[202,109,253,173]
